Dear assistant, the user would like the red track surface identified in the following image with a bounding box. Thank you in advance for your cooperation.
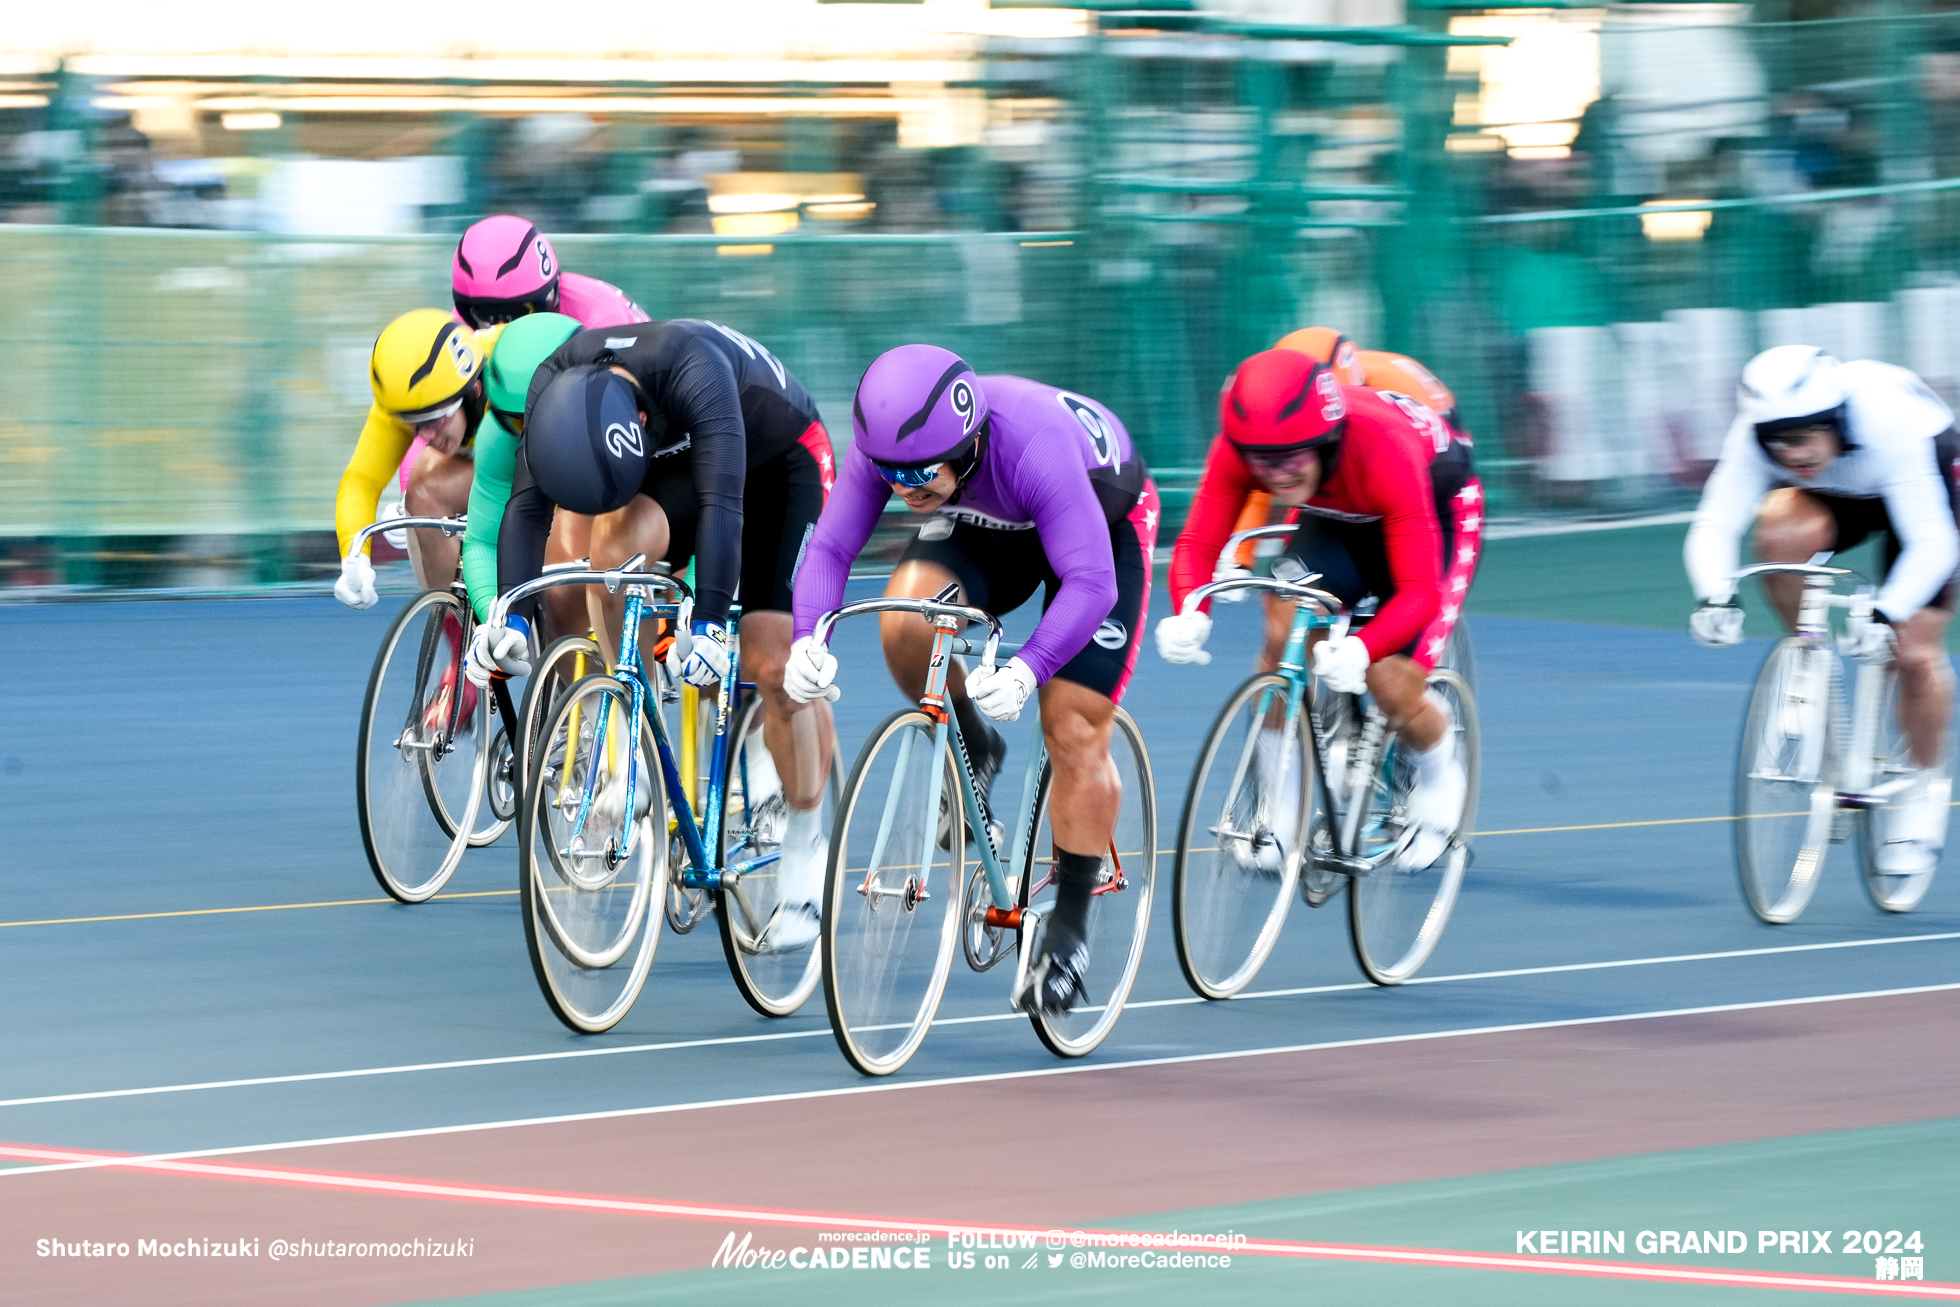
[4,989,1958,1306]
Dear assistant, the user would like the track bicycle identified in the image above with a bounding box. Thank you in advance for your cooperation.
[1725,562,1949,921]
[351,516,524,904]
[1171,525,1479,995]
[496,558,840,1032]
[807,589,1156,1076]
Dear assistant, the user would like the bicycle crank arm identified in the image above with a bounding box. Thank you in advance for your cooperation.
[1836,780,1916,810]
[1007,906,1042,1010]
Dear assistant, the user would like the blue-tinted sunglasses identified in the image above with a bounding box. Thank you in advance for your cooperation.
[872,461,945,489]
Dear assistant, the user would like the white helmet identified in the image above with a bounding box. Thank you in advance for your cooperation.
[1738,345,1852,449]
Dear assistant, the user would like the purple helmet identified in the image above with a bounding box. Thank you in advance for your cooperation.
[452,215,561,328]
[852,344,990,469]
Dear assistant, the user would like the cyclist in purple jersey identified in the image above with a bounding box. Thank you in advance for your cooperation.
[787,344,1160,1013]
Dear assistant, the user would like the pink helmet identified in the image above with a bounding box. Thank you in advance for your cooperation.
[452,215,561,327]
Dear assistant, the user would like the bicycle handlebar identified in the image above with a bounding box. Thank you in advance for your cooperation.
[811,595,1006,669]
[350,516,465,551]
[1728,563,1853,585]
[490,554,690,626]
[1221,522,1298,559]
[1180,574,1349,631]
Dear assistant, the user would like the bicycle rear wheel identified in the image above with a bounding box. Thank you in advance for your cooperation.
[822,710,964,1076]
[1857,664,1948,913]
[717,695,842,1016]
[1172,674,1315,1000]
[519,673,666,1033]
[1347,668,1478,984]
[1025,707,1156,1057]
[356,589,485,903]
[1735,638,1840,924]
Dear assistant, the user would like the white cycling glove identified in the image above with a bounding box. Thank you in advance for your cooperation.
[1689,601,1745,649]
[1210,560,1252,602]
[1846,614,1896,663]
[783,635,841,704]
[465,613,531,687]
[669,621,731,688]
[334,552,377,610]
[967,656,1038,722]
[1311,634,1371,695]
[1155,611,1213,665]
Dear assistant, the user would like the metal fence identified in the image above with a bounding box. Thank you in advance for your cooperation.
[14,6,1960,587]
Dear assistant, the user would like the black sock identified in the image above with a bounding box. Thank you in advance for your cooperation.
[1050,847,1101,940]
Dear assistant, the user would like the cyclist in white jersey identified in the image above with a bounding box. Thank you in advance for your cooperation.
[1685,345,1960,899]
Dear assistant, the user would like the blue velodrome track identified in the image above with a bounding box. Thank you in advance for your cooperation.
[2,568,1957,1306]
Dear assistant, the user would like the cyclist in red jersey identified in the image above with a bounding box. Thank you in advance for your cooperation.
[1156,349,1484,868]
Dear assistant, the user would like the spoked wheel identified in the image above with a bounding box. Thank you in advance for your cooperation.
[518,673,667,1033]
[517,635,603,798]
[356,589,487,903]
[1857,663,1947,914]
[1735,638,1841,924]
[1023,708,1156,1057]
[1173,674,1316,1000]
[1346,667,1478,985]
[717,695,843,1017]
[821,710,964,1076]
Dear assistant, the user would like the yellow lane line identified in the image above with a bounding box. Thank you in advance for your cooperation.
[0,890,517,929]
[13,799,1957,929]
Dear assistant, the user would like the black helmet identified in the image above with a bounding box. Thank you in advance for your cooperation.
[524,364,648,514]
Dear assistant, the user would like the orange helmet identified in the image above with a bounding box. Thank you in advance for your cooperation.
[1221,350,1348,472]
[1274,327,1366,386]
[1360,350,1457,419]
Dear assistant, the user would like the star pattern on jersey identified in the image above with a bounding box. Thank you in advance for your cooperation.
[1457,544,1477,565]
[1143,506,1160,535]
[1451,574,1470,593]
[1426,636,1447,660]
[1455,483,1481,506]
[1440,602,1460,624]
[1461,513,1481,535]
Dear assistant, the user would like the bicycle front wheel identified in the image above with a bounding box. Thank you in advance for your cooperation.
[1025,707,1157,1058]
[519,673,667,1033]
[1172,674,1315,999]
[821,710,964,1076]
[1735,638,1840,924]
[356,589,484,903]
[717,695,842,1017]
[1857,663,1947,914]
[1347,668,1478,985]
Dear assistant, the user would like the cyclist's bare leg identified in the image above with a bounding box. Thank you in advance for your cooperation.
[1895,606,1954,769]
[1752,488,1835,628]
[403,446,473,590]
[587,494,672,667]
[1369,653,1445,750]
[880,561,973,706]
[739,610,836,812]
[540,510,592,647]
[1039,677,1120,857]
[1259,592,1295,674]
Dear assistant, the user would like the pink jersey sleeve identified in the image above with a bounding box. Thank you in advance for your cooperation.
[556,272,651,329]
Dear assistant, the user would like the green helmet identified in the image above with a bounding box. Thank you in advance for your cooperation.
[484,311,582,431]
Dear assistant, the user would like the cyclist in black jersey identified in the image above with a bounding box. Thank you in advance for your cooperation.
[472,319,839,951]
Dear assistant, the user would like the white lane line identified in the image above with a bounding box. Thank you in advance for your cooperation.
[3,931,1955,1111]
[3,981,1957,1181]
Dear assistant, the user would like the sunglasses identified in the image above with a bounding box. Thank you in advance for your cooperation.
[873,461,946,490]
[454,296,553,329]
[397,395,465,430]
[1241,444,1326,474]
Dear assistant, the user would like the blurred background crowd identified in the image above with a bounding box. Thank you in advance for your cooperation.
[5,0,1960,588]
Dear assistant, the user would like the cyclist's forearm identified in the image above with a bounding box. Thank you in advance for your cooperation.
[463,425,519,621]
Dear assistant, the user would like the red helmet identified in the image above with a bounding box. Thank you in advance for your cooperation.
[1220,349,1348,463]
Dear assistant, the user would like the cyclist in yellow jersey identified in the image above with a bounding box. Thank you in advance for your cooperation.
[334,310,506,605]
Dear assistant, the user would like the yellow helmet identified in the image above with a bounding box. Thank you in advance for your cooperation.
[370,308,489,424]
